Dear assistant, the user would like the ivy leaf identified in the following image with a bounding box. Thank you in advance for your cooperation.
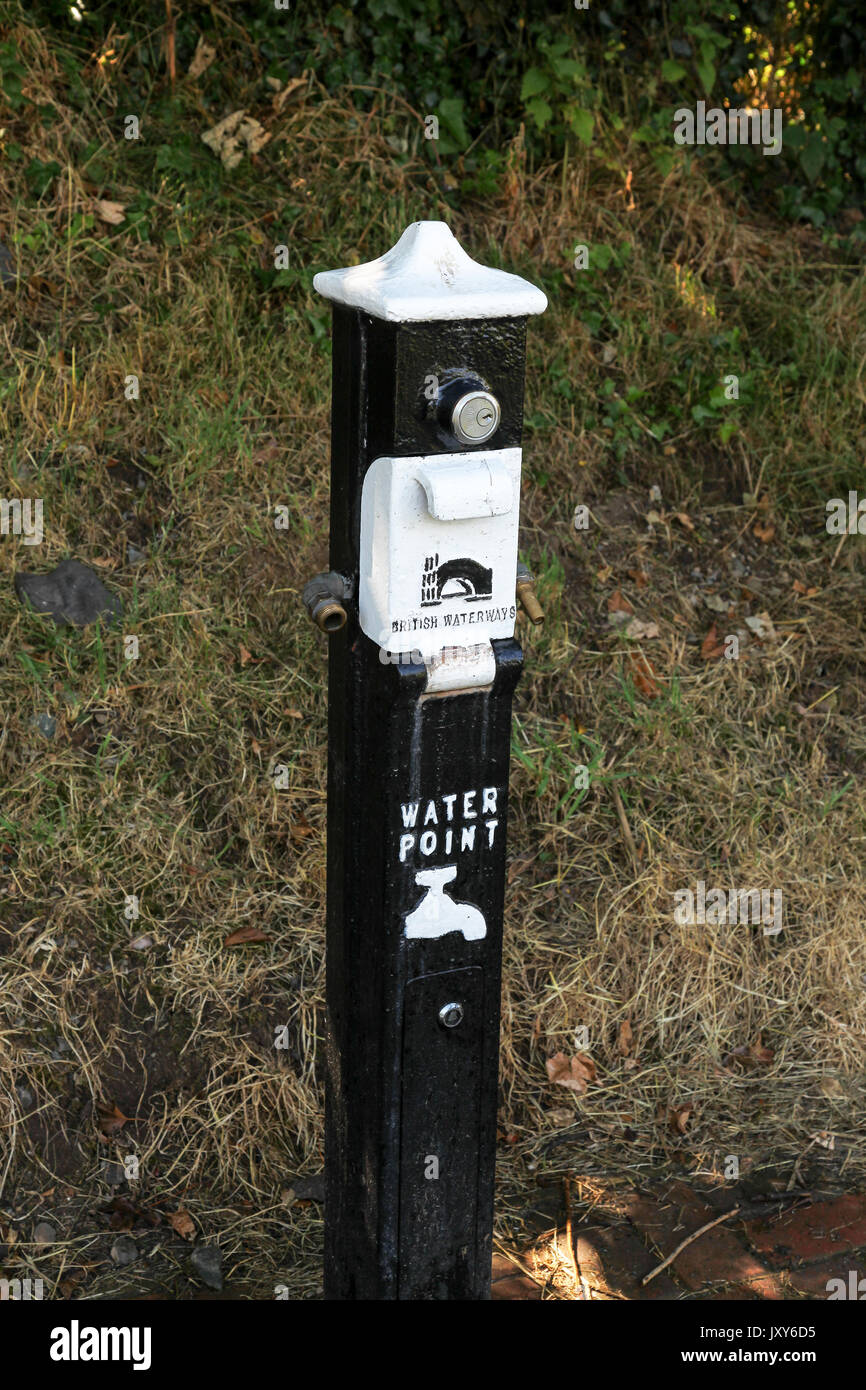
[661,59,687,82]
[696,58,715,96]
[437,97,469,150]
[526,97,553,131]
[800,135,825,183]
[550,56,587,82]
[653,149,677,177]
[520,67,550,100]
[569,106,595,146]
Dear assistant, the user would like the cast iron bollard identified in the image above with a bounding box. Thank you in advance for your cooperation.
[305,221,546,1300]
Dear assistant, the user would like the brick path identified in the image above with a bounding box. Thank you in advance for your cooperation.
[492,1179,866,1300]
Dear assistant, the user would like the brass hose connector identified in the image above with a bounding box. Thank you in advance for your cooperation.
[516,562,544,625]
[302,571,350,633]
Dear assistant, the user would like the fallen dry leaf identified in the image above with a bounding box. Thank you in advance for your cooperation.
[752,519,775,543]
[747,1037,775,1066]
[548,1107,574,1127]
[271,75,308,114]
[701,623,727,660]
[608,589,634,615]
[745,611,777,642]
[623,617,659,640]
[167,1208,196,1240]
[187,35,216,79]
[629,652,662,698]
[251,437,281,466]
[617,1018,634,1057]
[27,275,59,298]
[290,812,315,843]
[224,924,270,947]
[201,110,271,170]
[545,1051,597,1094]
[96,1102,131,1137]
[674,511,695,531]
[723,1035,775,1069]
[820,1077,845,1099]
[99,1195,160,1231]
[94,199,125,225]
[668,1102,693,1135]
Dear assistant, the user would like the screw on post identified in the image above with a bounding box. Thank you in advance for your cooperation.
[306,220,546,1299]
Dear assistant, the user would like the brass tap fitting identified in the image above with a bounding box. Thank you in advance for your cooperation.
[302,571,349,633]
[516,562,544,626]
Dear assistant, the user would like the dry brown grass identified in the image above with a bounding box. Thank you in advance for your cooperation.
[0,21,864,1299]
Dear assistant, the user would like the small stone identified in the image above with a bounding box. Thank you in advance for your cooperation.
[102,1161,125,1187]
[32,714,56,740]
[111,1235,139,1266]
[33,1222,56,1245]
[704,593,729,613]
[128,934,153,951]
[15,558,122,628]
[126,543,146,566]
[14,1084,34,1109]
[292,1174,324,1203]
[190,1245,223,1291]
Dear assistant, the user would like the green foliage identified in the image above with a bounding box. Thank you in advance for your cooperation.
[22,0,866,225]
[0,38,27,108]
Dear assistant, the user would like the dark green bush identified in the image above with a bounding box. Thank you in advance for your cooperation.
[19,0,866,226]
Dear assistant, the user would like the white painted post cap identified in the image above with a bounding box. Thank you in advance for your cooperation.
[313,220,547,323]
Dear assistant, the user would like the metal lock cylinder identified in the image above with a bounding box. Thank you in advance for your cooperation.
[435,377,501,447]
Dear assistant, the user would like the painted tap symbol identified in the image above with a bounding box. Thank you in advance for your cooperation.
[404,866,487,941]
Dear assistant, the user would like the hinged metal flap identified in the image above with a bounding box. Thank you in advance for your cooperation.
[415,456,513,521]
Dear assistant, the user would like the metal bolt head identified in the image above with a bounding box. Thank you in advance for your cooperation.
[438,1002,464,1029]
[450,390,500,446]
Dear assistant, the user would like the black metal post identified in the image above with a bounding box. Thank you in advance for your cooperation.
[305,222,546,1299]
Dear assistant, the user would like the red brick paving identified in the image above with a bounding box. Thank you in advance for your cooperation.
[490,1253,542,1299]
[622,1180,784,1299]
[777,1261,864,1299]
[490,1273,543,1300]
[490,1182,866,1300]
[575,1224,681,1299]
[744,1195,866,1266]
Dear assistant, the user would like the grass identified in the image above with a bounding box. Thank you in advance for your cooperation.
[0,8,864,1299]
